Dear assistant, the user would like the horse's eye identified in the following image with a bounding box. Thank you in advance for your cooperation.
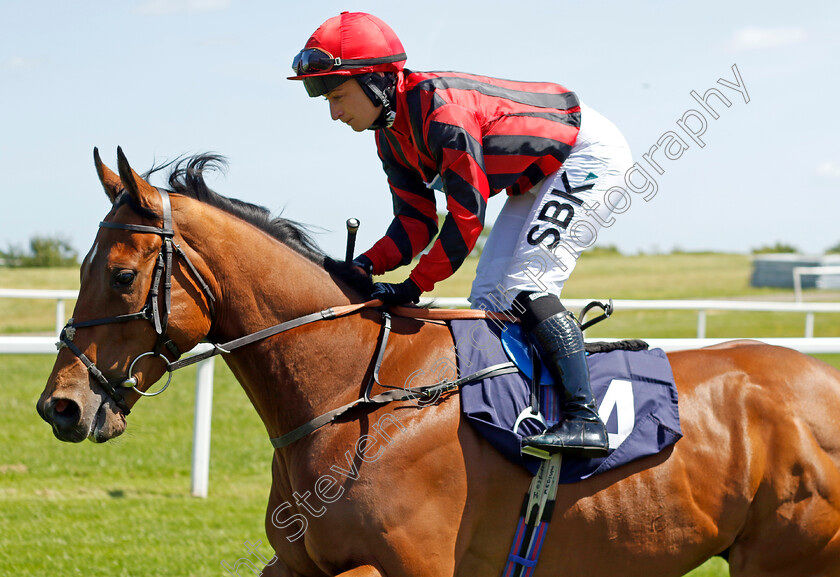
[112,270,136,288]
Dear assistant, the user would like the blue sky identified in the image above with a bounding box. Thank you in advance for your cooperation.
[1,0,838,262]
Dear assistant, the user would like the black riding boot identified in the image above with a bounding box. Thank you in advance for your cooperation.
[514,292,609,458]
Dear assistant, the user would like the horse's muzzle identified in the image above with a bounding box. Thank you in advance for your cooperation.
[39,396,88,443]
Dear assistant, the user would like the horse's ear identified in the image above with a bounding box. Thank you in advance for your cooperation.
[94,147,122,204]
[116,146,158,212]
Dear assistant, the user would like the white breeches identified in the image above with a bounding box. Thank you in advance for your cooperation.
[469,103,633,311]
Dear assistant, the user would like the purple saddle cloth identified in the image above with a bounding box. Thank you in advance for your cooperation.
[451,319,682,481]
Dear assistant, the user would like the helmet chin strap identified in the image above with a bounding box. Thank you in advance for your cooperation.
[357,72,397,130]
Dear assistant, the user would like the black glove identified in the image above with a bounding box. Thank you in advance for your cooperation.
[371,278,422,306]
[352,255,374,277]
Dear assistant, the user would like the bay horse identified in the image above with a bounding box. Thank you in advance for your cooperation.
[38,149,840,577]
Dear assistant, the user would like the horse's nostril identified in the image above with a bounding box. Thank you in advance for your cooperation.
[49,397,81,428]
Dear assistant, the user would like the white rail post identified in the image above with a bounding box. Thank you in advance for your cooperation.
[697,310,707,339]
[191,356,215,498]
[805,312,815,339]
[56,299,65,336]
[793,268,804,303]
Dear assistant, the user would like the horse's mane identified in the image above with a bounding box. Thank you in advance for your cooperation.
[144,154,373,296]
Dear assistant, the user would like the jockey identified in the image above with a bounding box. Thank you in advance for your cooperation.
[289,12,632,458]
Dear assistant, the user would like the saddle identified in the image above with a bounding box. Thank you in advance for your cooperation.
[450,319,682,481]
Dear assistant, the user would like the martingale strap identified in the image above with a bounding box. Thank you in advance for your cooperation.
[269,361,520,449]
[503,454,563,577]
[163,298,524,449]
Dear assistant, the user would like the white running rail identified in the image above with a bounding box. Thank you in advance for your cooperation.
[4,289,840,497]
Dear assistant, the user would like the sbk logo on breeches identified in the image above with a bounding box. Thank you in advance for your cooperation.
[526,172,594,249]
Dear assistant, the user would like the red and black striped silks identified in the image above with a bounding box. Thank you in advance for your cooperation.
[362,71,582,291]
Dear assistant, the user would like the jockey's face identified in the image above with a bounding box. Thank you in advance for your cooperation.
[326,78,382,132]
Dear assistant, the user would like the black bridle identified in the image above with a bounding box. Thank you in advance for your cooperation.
[55,186,520,446]
[57,188,216,415]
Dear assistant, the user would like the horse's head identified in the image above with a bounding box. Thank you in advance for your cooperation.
[37,148,215,443]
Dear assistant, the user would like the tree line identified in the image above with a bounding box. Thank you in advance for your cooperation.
[1,235,78,267]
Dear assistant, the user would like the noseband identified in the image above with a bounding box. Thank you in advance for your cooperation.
[57,188,216,415]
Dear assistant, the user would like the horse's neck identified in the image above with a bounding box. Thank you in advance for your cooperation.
[179,204,377,439]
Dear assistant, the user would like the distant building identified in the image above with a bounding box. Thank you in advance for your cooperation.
[751,254,840,289]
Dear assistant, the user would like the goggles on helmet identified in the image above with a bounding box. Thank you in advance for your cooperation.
[292,48,340,75]
[292,47,408,76]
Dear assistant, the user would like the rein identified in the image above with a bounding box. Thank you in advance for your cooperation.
[58,185,519,424]
[166,303,520,370]
[59,184,616,451]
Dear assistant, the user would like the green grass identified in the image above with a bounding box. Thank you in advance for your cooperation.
[562,252,777,299]
[684,559,730,577]
[0,355,271,577]
[2,256,840,576]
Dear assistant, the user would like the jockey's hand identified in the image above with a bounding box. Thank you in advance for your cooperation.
[371,278,422,306]
[352,255,374,277]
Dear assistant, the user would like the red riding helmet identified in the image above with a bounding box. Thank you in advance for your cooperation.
[289,12,407,97]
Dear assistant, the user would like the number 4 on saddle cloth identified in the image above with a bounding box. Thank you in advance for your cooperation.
[450,319,682,482]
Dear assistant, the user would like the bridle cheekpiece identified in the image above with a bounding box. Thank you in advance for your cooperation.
[56,188,216,415]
